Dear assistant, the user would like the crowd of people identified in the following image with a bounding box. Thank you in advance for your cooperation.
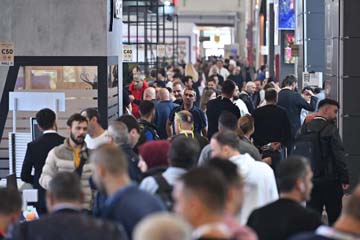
[0,56,354,240]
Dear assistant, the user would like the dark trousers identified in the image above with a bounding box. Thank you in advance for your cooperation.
[307,180,343,225]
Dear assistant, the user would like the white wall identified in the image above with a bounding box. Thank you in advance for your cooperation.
[177,0,241,12]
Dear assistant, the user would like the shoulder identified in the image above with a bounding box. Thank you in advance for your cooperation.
[139,176,158,194]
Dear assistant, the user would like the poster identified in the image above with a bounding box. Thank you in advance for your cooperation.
[284,32,295,64]
[279,0,295,30]
[0,42,14,66]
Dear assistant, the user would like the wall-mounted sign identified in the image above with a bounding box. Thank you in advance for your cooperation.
[122,45,134,62]
[114,0,122,19]
[302,72,323,88]
[0,42,14,66]
[157,44,166,58]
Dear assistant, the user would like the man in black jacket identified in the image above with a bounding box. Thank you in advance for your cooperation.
[12,172,127,240]
[278,75,317,145]
[301,99,349,225]
[239,81,257,114]
[253,89,291,173]
[248,156,322,240]
[20,108,65,215]
[206,80,240,139]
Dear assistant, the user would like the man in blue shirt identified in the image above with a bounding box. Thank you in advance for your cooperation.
[155,88,179,139]
[90,144,165,239]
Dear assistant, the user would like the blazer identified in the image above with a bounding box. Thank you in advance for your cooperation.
[11,208,128,240]
[20,132,65,212]
[278,89,317,140]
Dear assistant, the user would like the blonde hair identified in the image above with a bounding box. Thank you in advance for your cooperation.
[185,63,199,82]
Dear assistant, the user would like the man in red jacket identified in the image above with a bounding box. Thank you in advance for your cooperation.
[129,72,149,118]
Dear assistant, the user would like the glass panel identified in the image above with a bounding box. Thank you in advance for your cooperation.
[63,66,76,82]
[15,66,25,90]
[31,69,57,89]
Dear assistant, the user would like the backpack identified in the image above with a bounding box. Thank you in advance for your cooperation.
[153,173,174,211]
[292,122,329,177]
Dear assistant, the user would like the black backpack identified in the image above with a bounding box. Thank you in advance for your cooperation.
[292,122,328,177]
[153,173,174,211]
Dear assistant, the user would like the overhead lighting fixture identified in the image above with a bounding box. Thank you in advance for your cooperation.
[164,0,171,6]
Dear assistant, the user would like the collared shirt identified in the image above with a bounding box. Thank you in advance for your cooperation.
[43,130,57,134]
[52,203,82,213]
[140,167,187,194]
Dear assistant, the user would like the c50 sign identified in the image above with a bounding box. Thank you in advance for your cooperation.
[0,42,14,66]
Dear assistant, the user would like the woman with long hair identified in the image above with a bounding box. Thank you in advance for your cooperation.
[199,87,216,112]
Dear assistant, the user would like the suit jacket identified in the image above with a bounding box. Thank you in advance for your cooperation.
[20,132,65,213]
[277,89,317,141]
[11,208,128,240]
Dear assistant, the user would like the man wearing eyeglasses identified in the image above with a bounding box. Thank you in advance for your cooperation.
[166,87,207,138]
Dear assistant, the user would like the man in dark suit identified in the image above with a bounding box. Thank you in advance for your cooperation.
[277,75,317,145]
[11,172,127,240]
[206,80,241,139]
[21,108,65,214]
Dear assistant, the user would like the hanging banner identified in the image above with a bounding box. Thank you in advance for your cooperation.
[0,42,14,66]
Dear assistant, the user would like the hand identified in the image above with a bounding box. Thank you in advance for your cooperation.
[342,184,350,191]
[304,89,314,96]
[129,95,135,102]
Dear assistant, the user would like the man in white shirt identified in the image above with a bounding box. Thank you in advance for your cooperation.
[210,130,278,224]
[233,85,250,116]
[216,59,230,80]
[80,108,108,149]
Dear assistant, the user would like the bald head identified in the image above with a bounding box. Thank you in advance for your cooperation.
[245,82,256,95]
[133,213,192,240]
[143,87,156,101]
[158,88,170,101]
[90,143,128,176]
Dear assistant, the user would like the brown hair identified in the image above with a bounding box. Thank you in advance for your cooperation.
[237,115,254,138]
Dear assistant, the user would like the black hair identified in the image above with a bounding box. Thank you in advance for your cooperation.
[48,172,82,202]
[318,98,340,109]
[81,108,100,123]
[116,115,140,133]
[265,88,277,102]
[281,75,297,87]
[218,111,238,131]
[169,135,200,169]
[179,167,227,212]
[66,113,88,127]
[139,100,155,117]
[206,157,242,187]
[36,108,56,130]
[158,68,166,77]
[277,156,309,193]
[0,188,22,215]
[212,130,240,150]
[182,76,193,85]
[221,80,236,96]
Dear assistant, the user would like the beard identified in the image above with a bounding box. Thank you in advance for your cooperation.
[233,95,239,101]
[70,132,85,145]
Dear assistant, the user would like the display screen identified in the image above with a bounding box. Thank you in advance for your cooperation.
[279,0,295,30]
[284,32,295,64]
